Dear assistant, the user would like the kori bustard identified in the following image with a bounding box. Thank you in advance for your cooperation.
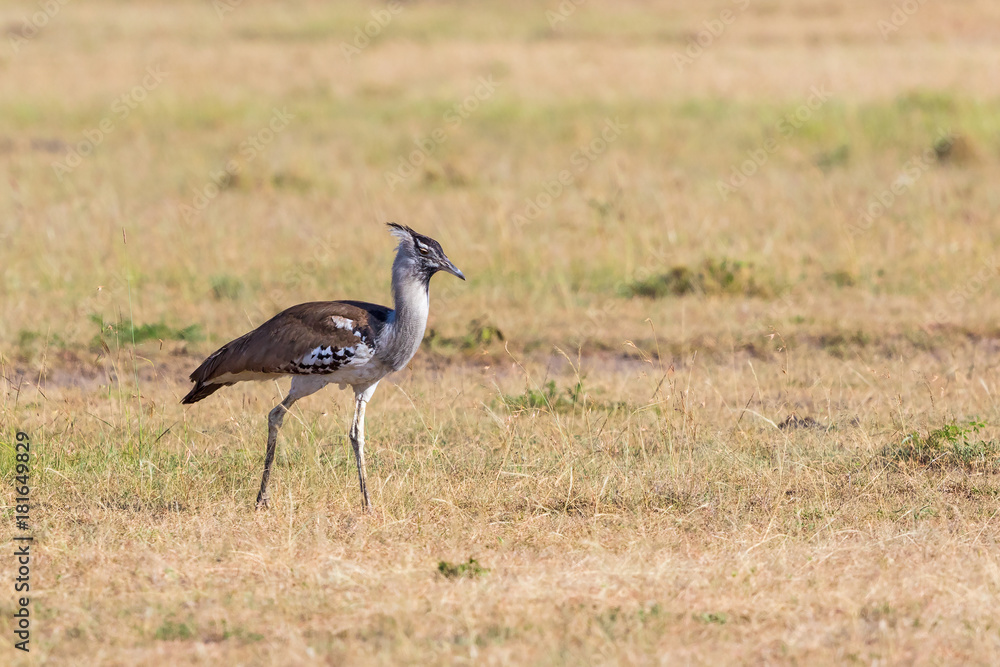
[181,223,465,511]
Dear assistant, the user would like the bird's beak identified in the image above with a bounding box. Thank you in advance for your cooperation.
[440,258,466,281]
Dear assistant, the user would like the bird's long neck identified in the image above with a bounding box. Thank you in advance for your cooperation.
[379,255,430,371]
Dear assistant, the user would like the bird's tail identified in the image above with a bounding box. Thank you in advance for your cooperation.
[181,381,225,404]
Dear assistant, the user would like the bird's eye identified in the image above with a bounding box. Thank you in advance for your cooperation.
[418,246,429,255]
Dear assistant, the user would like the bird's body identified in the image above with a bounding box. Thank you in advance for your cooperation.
[182,224,465,510]
[183,300,394,402]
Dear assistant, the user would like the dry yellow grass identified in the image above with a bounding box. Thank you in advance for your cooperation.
[3,0,1000,664]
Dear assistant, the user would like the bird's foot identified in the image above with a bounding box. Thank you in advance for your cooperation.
[360,504,384,520]
[255,493,270,510]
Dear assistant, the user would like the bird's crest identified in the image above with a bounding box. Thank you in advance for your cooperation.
[387,222,416,242]
[387,222,439,255]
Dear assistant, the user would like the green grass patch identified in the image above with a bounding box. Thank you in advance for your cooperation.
[424,319,505,352]
[816,330,872,359]
[623,258,774,299]
[154,618,194,641]
[438,557,490,580]
[90,314,203,349]
[210,274,245,301]
[498,379,584,413]
[886,420,1000,471]
[695,612,728,625]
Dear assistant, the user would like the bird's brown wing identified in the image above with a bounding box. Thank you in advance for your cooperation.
[182,301,391,403]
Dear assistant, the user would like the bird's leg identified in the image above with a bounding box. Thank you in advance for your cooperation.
[349,392,371,512]
[257,394,297,509]
[255,377,327,510]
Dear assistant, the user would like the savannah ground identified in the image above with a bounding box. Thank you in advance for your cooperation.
[3,0,1000,663]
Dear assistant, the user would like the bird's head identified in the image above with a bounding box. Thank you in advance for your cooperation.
[387,222,465,283]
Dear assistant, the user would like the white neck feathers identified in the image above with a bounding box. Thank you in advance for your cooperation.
[378,254,430,371]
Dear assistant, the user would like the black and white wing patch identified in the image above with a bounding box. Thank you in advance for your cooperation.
[280,315,376,375]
